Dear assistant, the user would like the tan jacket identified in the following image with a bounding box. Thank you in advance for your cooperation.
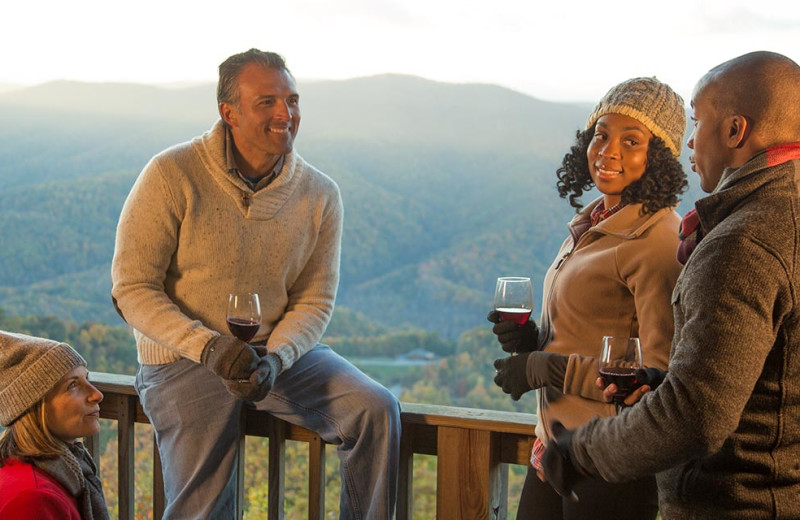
[535,198,681,443]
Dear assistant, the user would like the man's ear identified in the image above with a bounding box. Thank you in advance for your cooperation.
[727,114,751,149]
[219,102,238,128]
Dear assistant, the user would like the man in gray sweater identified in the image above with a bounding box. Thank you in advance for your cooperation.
[542,51,800,519]
[111,49,400,519]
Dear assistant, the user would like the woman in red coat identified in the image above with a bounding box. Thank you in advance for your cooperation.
[0,331,109,519]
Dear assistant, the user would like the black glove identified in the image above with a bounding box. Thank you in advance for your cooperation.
[223,353,282,401]
[487,310,539,353]
[635,367,667,391]
[493,354,533,400]
[201,335,261,380]
[542,421,580,502]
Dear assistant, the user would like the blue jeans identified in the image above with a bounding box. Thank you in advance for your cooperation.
[135,344,401,519]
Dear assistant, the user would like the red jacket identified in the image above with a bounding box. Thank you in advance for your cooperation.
[0,458,81,519]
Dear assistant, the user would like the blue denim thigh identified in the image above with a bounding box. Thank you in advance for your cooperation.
[255,344,401,520]
[136,359,243,519]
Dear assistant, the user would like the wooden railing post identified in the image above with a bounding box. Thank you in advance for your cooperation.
[115,393,136,520]
[153,437,166,519]
[396,422,415,520]
[308,433,326,520]
[268,417,287,520]
[236,411,247,519]
[437,427,493,519]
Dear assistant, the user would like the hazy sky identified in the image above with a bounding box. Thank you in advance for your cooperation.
[3,0,798,102]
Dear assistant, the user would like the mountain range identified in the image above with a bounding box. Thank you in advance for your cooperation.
[0,75,703,338]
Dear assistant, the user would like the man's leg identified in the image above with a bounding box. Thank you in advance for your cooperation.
[257,344,401,520]
[136,359,243,519]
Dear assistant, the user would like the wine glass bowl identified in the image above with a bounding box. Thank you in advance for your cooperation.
[599,336,643,409]
[226,293,262,342]
[494,277,533,325]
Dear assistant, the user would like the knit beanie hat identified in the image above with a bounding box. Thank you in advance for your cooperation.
[585,77,686,157]
[0,330,86,427]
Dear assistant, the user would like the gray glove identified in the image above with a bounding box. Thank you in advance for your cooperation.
[201,335,261,380]
[487,310,540,353]
[222,353,282,401]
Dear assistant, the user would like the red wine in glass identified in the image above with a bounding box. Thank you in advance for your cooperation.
[494,277,533,325]
[226,317,260,342]
[496,308,532,325]
[599,366,639,402]
[227,293,261,342]
[599,336,643,411]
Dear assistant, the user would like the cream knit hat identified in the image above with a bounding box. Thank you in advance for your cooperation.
[0,330,86,427]
[585,77,686,157]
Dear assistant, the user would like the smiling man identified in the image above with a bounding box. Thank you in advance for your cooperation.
[542,51,800,519]
[111,49,400,519]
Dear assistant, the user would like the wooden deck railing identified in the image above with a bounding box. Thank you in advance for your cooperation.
[87,372,537,520]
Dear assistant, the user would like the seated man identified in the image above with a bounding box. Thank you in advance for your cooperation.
[111,48,400,519]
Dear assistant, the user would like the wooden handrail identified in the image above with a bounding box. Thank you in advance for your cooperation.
[88,372,537,520]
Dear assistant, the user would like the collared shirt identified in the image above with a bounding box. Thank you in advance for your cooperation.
[225,127,284,191]
[590,200,625,227]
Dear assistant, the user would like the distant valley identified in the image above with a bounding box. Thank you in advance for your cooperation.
[0,75,703,339]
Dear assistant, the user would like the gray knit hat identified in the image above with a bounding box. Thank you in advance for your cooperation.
[0,330,86,427]
[585,77,686,157]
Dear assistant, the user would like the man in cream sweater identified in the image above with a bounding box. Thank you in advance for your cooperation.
[111,49,400,519]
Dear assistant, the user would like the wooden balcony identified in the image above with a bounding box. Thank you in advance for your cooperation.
[87,372,537,520]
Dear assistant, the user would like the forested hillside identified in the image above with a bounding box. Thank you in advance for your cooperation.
[0,75,703,340]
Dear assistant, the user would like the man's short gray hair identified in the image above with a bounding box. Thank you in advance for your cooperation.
[217,49,291,108]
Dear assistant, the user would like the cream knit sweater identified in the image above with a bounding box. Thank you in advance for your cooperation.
[111,120,343,372]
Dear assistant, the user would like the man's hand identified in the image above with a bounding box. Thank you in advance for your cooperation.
[223,353,282,401]
[493,354,533,400]
[541,421,580,502]
[201,335,261,380]
[596,367,667,407]
[487,310,539,353]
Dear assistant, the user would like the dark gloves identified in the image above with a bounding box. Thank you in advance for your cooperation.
[487,310,539,353]
[202,336,281,401]
[541,421,580,502]
[494,353,532,400]
[493,351,568,400]
[222,353,282,402]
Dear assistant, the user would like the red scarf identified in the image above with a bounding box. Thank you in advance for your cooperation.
[677,142,800,265]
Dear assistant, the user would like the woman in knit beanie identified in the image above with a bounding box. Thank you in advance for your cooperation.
[489,77,687,520]
[0,330,109,520]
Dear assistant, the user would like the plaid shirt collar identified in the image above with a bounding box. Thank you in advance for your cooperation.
[590,200,626,227]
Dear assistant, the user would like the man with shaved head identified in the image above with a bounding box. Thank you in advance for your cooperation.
[541,51,800,519]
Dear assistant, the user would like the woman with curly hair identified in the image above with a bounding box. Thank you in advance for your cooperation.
[488,77,688,520]
[0,331,109,519]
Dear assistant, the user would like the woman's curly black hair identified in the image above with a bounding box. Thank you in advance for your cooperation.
[556,125,688,214]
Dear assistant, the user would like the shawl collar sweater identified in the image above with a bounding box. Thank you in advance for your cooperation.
[111,120,343,371]
[571,147,800,519]
[535,198,681,444]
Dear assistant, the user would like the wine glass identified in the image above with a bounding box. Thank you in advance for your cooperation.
[599,336,643,413]
[226,293,262,342]
[494,277,533,325]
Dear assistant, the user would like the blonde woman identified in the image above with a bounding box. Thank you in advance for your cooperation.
[0,331,109,519]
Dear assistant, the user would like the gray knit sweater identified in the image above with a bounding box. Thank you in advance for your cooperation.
[111,120,343,372]
[569,146,800,519]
